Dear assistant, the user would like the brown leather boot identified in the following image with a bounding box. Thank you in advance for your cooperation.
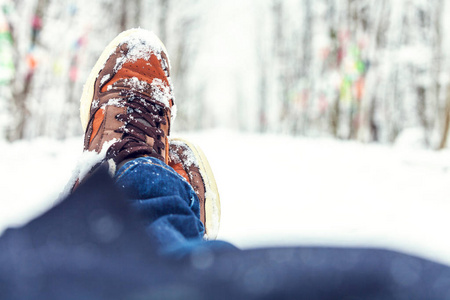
[168,138,221,240]
[67,29,175,192]
[80,28,175,169]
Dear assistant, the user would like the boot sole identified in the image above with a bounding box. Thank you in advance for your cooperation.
[171,138,222,240]
[79,28,168,131]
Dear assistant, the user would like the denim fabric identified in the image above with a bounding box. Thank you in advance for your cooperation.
[114,157,236,257]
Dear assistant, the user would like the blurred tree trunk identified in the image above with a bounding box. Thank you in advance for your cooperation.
[119,0,143,32]
[296,0,312,135]
[272,0,287,130]
[432,0,446,149]
[8,0,48,141]
[347,0,358,140]
[9,77,31,141]
[159,0,169,43]
[330,95,340,137]
[438,85,450,149]
[256,10,267,133]
[120,0,127,31]
[135,0,142,26]
[172,18,191,128]
[417,86,430,146]
[357,1,385,142]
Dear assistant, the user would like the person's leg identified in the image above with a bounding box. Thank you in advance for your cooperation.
[5,166,450,299]
[69,28,232,257]
[3,167,450,299]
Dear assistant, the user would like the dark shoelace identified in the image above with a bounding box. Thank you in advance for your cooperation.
[107,93,167,164]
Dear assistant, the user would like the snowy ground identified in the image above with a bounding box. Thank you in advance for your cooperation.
[2,130,450,265]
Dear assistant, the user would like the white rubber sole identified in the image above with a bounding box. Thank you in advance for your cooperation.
[79,28,168,131]
[171,138,222,240]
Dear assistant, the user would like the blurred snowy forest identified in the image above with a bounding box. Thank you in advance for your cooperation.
[2,0,450,149]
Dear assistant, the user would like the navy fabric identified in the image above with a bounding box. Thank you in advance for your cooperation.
[1,165,450,299]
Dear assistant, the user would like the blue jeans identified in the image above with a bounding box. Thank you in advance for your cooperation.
[114,157,235,257]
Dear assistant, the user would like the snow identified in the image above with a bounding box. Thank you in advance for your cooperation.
[113,29,163,72]
[115,77,174,111]
[100,74,111,86]
[104,98,125,108]
[2,130,450,265]
[62,138,118,198]
[169,139,198,168]
[149,78,173,110]
[124,77,150,92]
[92,99,99,109]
